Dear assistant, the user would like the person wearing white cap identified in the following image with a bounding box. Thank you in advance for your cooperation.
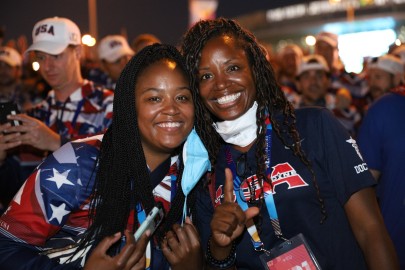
[0,46,26,106]
[295,54,336,110]
[315,31,367,103]
[366,54,404,102]
[358,59,405,269]
[97,35,134,89]
[0,17,114,210]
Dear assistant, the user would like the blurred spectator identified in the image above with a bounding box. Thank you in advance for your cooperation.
[97,35,134,89]
[0,17,114,213]
[315,31,367,109]
[277,44,303,93]
[332,88,361,137]
[295,54,335,109]
[357,85,405,269]
[131,33,161,54]
[0,46,33,111]
[366,54,404,103]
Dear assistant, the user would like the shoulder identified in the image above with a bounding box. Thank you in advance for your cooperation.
[294,107,336,124]
[82,81,114,98]
[50,135,103,164]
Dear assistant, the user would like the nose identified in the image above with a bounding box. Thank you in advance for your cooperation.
[213,72,229,91]
[163,98,180,116]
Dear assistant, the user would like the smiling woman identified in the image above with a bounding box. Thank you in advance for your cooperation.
[181,17,400,270]
[0,44,206,270]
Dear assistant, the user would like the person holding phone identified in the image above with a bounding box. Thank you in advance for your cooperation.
[0,17,114,213]
[0,44,204,269]
[181,18,399,269]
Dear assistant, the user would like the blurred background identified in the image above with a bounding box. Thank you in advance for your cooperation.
[1,0,404,74]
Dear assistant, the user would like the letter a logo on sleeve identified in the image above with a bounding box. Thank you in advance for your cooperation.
[270,162,308,193]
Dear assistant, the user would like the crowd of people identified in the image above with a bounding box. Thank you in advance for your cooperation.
[0,15,403,269]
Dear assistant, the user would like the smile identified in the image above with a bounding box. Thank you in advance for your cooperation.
[157,122,182,128]
[216,93,241,105]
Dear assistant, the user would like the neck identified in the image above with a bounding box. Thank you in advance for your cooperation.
[145,151,171,172]
[231,139,256,153]
[54,79,84,102]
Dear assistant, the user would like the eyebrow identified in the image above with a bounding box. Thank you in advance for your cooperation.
[198,59,233,71]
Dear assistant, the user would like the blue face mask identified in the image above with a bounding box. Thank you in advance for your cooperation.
[181,128,211,223]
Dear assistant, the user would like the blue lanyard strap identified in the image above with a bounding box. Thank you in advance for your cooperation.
[224,120,284,251]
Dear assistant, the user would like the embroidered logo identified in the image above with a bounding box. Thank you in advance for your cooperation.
[35,24,55,36]
[270,162,308,193]
[346,136,363,161]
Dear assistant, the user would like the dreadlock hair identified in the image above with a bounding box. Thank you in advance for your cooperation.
[181,18,327,223]
[76,43,198,256]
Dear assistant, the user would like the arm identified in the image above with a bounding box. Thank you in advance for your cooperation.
[0,234,80,270]
[5,113,61,152]
[344,187,399,270]
[369,169,381,182]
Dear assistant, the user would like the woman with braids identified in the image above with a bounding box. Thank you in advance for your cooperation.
[181,18,399,269]
[0,44,204,269]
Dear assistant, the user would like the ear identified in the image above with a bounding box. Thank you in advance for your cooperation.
[74,45,83,60]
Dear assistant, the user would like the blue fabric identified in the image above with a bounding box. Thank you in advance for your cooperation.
[358,93,405,269]
[196,107,375,269]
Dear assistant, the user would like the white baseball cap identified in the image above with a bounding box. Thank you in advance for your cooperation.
[315,31,338,48]
[296,54,330,77]
[368,54,404,76]
[26,17,81,55]
[98,35,134,63]
[0,46,22,67]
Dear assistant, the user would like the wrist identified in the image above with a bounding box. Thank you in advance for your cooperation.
[206,237,236,269]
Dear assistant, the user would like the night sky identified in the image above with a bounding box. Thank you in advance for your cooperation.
[1,0,303,46]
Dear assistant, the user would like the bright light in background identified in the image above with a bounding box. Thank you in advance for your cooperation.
[82,34,96,47]
[305,35,316,46]
[395,39,402,46]
[338,29,396,74]
[32,61,40,71]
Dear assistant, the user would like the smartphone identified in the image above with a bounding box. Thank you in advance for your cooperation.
[0,102,21,126]
[134,204,165,241]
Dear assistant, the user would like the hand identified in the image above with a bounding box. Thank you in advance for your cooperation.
[6,114,61,152]
[162,217,203,270]
[0,122,22,165]
[209,168,259,258]
[84,230,150,270]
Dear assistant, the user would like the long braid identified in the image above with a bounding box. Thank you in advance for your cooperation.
[181,18,327,223]
[77,44,198,256]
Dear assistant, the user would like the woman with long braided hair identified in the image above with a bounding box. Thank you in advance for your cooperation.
[181,18,399,269]
[0,44,204,270]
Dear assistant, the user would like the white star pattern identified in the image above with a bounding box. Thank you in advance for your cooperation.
[49,203,70,224]
[46,168,74,189]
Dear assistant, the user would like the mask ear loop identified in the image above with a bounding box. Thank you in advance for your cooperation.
[181,128,211,226]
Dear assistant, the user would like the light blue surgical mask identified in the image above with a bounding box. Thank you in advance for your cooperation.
[181,128,211,223]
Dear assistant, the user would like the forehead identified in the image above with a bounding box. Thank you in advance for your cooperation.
[368,68,392,77]
[137,59,188,83]
[200,35,246,61]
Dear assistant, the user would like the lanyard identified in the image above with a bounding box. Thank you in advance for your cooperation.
[225,119,285,252]
[135,157,179,269]
[46,97,85,136]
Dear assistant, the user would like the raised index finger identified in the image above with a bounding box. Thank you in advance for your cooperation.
[223,168,235,203]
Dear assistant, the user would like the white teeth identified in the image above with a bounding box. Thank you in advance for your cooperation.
[216,93,241,105]
[158,122,181,128]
